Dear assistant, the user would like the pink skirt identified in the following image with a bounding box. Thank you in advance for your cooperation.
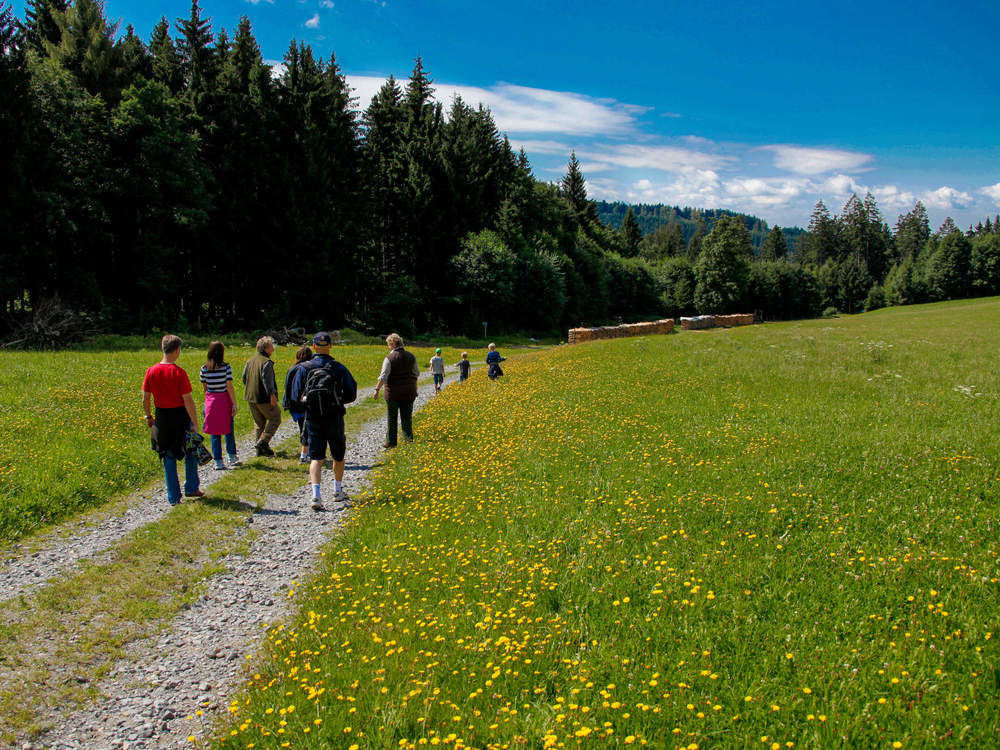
[203,391,233,435]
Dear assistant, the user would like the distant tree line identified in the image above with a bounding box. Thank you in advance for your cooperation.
[2,0,998,338]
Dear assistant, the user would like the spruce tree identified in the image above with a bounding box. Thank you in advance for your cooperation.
[20,0,66,54]
[561,151,589,215]
[894,201,930,261]
[620,207,641,257]
[116,24,150,86]
[759,225,787,262]
[149,17,182,93]
[175,0,216,107]
[44,0,120,103]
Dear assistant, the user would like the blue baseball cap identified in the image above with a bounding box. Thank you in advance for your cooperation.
[313,331,332,345]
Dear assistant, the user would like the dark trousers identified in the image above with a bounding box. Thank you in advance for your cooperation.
[385,398,415,446]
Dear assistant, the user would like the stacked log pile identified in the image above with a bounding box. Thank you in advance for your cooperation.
[568,318,675,344]
[714,313,754,327]
[680,315,715,330]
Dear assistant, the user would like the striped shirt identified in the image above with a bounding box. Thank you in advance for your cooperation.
[200,363,233,393]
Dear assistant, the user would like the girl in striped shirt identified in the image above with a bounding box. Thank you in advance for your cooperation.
[201,341,239,469]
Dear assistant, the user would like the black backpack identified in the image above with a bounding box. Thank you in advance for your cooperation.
[302,362,343,417]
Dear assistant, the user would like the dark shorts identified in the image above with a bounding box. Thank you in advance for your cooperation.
[433,373,444,386]
[293,413,308,445]
[306,414,346,461]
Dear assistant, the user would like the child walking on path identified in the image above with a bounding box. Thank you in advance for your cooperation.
[486,343,505,380]
[430,348,445,392]
[457,352,471,382]
[283,345,314,463]
[200,341,240,470]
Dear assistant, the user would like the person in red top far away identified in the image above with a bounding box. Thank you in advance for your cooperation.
[141,334,205,505]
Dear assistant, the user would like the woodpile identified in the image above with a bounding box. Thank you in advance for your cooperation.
[715,313,754,327]
[568,318,674,344]
[680,315,715,330]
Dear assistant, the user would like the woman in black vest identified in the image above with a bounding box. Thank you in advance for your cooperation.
[373,333,420,448]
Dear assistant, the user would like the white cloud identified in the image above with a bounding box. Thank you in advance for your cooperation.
[320,0,334,6]
[576,143,725,173]
[723,177,807,207]
[871,184,916,211]
[509,139,571,155]
[820,173,866,198]
[305,12,320,28]
[763,144,872,175]
[244,0,274,5]
[981,182,1000,205]
[345,75,644,136]
[920,186,973,210]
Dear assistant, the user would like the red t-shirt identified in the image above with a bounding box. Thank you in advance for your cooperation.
[142,363,192,409]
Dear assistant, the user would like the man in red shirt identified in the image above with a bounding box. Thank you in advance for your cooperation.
[142,334,205,505]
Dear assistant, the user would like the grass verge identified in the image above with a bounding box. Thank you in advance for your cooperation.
[216,298,1000,749]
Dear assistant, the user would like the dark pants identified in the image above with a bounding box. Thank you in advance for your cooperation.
[385,398,415,446]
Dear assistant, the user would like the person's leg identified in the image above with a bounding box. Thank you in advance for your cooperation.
[331,417,347,500]
[297,418,309,460]
[162,456,181,505]
[385,399,399,447]
[307,418,325,508]
[249,402,266,442]
[400,398,414,442]
[225,423,238,463]
[183,450,201,496]
[261,403,282,446]
[210,434,225,469]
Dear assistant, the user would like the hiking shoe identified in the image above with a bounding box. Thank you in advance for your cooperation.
[256,443,275,457]
[214,463,226,471]
[228,457,242,467]
[298,456,310,464]
[382,442,396,450]
[185,490,206,499]
[334,489,350,504]
[311,498,325,511]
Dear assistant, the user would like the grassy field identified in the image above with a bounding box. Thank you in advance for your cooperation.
[0,341,491,544]
[216,298,999,749]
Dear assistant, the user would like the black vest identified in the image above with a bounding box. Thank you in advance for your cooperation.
[384,347,417,401]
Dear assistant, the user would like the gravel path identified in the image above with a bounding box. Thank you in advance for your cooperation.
[0,366,453,605]
[27,375,453,750]
[0,405,304,605]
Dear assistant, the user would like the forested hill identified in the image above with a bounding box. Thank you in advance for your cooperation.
[595,201,805,252]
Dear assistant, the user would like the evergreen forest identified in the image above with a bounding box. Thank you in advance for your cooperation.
[2,0,1000,338]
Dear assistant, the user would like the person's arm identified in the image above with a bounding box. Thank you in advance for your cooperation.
[142,391,154,428]
[241,360,249,386]
[374,356,391,397]
[411,358,420,377]
[263,359,278,406]
[227,380,237,415]
[182,392,198,428]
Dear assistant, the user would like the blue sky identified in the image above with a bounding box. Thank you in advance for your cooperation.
[41,0,1000,228]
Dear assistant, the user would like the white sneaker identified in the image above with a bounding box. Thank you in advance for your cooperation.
[311,498,325,511]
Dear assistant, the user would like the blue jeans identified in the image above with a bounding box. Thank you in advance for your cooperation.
[163,452,200,504]
[210,430,237,461]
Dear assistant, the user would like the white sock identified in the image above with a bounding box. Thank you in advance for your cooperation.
[311,484,321,500]
[334,480,343,493]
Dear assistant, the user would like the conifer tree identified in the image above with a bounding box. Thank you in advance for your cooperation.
[116,25,150,85]
[175,0,216,107]
[894,201,930,261]
[44,0,120,103]
[620,207,641,257]
[561,151,589,216]
[759,225,787,262]
[20,0,65,54]
[149,17,182,93]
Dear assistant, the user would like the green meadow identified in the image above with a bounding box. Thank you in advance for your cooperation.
[0,341,477,544]
[217,298,999,748]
